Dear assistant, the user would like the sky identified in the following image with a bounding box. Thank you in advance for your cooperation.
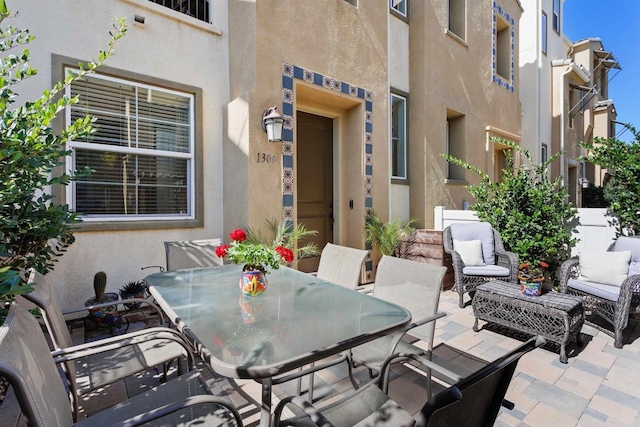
[563,0,640,142]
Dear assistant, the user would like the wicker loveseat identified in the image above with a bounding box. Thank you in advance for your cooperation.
[443,222,519,308]
[560,236,640,348]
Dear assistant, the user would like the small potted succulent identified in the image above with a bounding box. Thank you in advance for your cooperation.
[119,280,147,309]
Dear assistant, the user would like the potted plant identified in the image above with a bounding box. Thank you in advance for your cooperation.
[364,211,416,258]
[84,271,121,327]
[518,261,549,296]
[119,280,147,309]
[215,220,318,296]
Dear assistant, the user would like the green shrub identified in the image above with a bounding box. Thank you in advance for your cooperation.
[0,10,126,300]
[444,138,577,280]
[580,123,640,236]
[364,212,416,257]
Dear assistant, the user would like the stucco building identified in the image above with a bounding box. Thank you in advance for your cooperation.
[14,0,525,306]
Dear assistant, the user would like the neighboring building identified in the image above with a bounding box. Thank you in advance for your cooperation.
[519,0,620,207]
[519,0,565,167]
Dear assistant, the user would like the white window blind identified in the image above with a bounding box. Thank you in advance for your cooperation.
[66,70,195,221]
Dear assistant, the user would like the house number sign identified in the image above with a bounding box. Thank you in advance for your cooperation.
[256,153,277,164]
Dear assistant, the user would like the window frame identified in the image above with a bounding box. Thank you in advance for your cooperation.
[390,89,409,184]
[54,55,204,231]
[390,0,409,21]
[541,11,548,55]
[447,0,466,41]
[553,0,560,34]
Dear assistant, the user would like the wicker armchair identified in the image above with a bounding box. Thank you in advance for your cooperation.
[560,236,640,348]
[444,222,519,308]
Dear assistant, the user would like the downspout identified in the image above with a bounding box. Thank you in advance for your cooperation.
[536,0,540,164]
[560,66,571,186]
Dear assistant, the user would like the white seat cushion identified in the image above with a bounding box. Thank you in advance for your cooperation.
[567,278,620,302]
[462,265,510,277]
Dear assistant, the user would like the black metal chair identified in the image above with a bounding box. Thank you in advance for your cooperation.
[273,336,545,427]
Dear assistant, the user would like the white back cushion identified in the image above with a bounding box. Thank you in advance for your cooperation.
[450,222,495,265]
[453,239,485,266]
[578,250,631,287]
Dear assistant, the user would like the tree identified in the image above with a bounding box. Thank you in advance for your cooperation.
[0,11,127,299]
[444,138,577,280]
[580,123,640,237]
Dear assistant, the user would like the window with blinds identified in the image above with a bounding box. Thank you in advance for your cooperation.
[65,70,195,221]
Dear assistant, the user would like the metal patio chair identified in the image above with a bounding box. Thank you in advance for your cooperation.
[164,238,223,271]
[560,235,640,348]
[312,243,368,289]
[22,270,193,421]
[273,336,544,427]
[443,222,519,308]
[346,255,447,393]
[0,298,243,427]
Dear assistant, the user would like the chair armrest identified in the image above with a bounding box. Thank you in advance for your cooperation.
[384,312,447,356]
[496,250,519,283]
[273,395,334,427]
[617,274,640,315]
[559,257,580,292]
[63,299,167,325]
[271,354,348,385]
[51,328,192,366]
[377,352,464,393]
[112,395,243,427]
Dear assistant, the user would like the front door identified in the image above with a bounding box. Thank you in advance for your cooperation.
[296,112,333,272]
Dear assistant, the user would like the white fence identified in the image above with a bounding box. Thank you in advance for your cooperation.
[433,206,617,256]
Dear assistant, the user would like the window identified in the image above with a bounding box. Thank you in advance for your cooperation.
[391,92,408,181]
[541,143,548,163]
[448,0,466,40]
[344,0,358,6]
[390,0,407,18]
[541,12,548,55]
[150,0,210,23]
[553,0,560,33]
[495,16,511,81]
[446,111,465,181]
[66,70,196,222]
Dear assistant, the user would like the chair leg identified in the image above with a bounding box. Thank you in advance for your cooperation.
[346,356,360,390]
[614,328,624,349]
[459,290,465,309]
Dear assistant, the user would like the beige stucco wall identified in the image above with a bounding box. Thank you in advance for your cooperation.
[408,0,523,228]
[13,0,229,310]
[226,0,389,248]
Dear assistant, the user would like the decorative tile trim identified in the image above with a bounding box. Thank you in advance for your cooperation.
[492,2,515,93]
[280,62,373,276]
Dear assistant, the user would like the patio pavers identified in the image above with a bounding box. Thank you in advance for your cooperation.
[2,287,640,426]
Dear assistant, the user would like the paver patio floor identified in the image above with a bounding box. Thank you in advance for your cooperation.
[2,287,640,426]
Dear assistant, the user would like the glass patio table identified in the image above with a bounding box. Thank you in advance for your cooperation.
[145,264,411,426]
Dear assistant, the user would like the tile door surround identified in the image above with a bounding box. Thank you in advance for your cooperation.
[280,62,374,279]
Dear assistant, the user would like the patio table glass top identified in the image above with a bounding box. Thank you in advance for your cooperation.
[146,264,412,379]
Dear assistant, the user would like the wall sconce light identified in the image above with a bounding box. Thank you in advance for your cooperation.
[261,106,284,142]
[579,177,590,189]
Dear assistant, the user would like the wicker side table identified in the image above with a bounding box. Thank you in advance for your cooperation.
[472,281,584,363]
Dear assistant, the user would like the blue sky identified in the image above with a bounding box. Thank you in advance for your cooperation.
[563,0,640,142]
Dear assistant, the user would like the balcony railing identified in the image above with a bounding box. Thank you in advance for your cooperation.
[150,0,210,23]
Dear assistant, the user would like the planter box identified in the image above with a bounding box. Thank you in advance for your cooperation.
[403,230,454,290]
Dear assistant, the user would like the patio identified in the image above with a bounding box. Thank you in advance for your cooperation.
[2,286,640,426]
